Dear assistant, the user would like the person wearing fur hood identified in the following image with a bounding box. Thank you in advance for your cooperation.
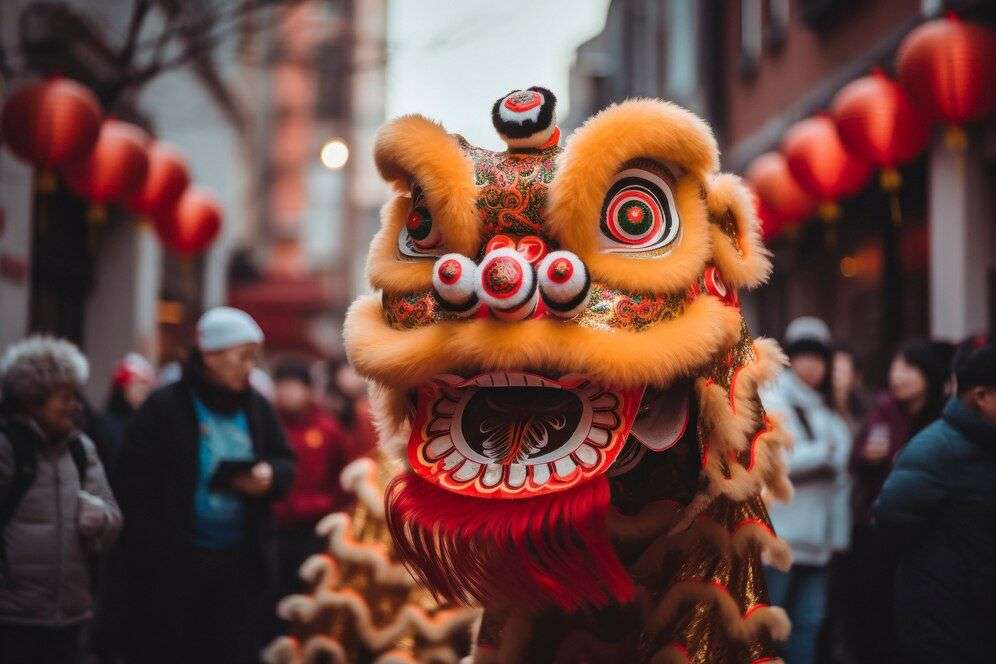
[0,336,122,664]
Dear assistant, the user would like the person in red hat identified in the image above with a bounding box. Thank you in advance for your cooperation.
[98,353,156,474]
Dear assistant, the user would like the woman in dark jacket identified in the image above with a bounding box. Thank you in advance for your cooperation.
[873,337,996,663]
[115,308,295,664]
[842,339,951,663]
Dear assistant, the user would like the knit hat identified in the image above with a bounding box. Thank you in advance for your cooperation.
[783,316,832,360]
[197,307,264,352]
[112,353,156,387]
[954,334,996,389]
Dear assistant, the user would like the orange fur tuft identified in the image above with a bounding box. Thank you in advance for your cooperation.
[344,294,742,390]
[705,173,772,289]
[366,196,435,292]
[374,115,480,257]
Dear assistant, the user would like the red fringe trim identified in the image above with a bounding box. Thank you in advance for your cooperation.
[385,472,633,611]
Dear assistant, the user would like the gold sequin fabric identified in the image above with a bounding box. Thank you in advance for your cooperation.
[382,283,689,331]
[460,139,561,241]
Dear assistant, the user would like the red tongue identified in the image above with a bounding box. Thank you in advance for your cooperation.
[385,471,634,611]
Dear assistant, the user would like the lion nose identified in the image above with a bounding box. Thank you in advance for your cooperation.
[537,250,590,319]
[475,247,538,321]
[432,253,481,318]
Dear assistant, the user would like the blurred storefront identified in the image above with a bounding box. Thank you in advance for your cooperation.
[227,0,386,358]
[568,0,996,380]
[0,0,250,403]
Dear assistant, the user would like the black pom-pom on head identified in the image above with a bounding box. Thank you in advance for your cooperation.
[492,86,558,149]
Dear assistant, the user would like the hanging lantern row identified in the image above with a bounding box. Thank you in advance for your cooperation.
[747,13,996,240]
[0,77,221,256]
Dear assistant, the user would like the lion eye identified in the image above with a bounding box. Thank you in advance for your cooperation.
[599,162,680,253]
[398,184,444,257]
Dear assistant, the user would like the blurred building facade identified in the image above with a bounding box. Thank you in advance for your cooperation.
[568,0,996,379]
[1,0,384,401]
[227,0,386,358]
[0,0,251,404]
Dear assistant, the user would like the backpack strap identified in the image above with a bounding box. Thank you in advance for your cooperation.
[0,420,40,533]
[0,420,40,585]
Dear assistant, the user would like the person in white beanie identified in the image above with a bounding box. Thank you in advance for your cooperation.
[114,307,295,664]
[760,316,852,664]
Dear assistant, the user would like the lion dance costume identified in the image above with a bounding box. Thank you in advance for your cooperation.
[342,87,796,663]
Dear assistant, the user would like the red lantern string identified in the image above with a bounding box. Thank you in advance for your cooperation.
[1,78,103,186]
[832,70,929,226]
[781,115,873,240]
[745,152,816,240]
[155,187,222,256]
[897,13,996,150]
[126,141,190,223]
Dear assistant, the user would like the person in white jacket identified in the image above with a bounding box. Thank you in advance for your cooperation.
[761,317,852,664]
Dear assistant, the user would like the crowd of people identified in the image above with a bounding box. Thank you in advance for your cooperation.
[0,307,375,664]
[761,317,996,664]
[0,305,993,664]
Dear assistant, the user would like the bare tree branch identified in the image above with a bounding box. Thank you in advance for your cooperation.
[119,0,152,67]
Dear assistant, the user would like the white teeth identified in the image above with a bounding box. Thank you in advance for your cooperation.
[459,372,562,389]
[592,410,620,429]
[453,460,481,482]
[553,457,577,479]
[507,464,527,488]
[442,450,464,470]
[532,464,550,485]
[591,393,619,410]
[574,444,599,468]
[425,436,454,461]
[586,428,610,448]
[481,464,504,487]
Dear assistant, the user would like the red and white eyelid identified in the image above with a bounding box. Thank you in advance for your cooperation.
[432,254,479,316]
[537,251,589,318]
[475,247,537,320]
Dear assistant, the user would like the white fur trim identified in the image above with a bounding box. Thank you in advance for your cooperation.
[315,512,413,587]
[536,250,589,318]
[432,253,479,311]
[338,457,385,518]
[474,247,536,316]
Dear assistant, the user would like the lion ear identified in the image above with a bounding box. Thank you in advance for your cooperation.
[705,173,772,289]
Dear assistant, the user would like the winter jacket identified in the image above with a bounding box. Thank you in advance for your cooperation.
[872,397,996,663]
[114,374,295,659]
[273,406,351,528]
[0,419,122,626]
[761,369,852,566]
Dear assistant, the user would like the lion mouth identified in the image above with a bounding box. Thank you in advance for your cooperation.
[407,372,646,497]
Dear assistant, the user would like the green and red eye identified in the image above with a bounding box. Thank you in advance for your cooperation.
[399,185,444,257]
[599,165,680,253]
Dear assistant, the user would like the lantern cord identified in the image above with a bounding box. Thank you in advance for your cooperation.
[879,168,903,228]
[888,190,902,228]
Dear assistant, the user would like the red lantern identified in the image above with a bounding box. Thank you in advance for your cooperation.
[782,115,873,220]
[896,13,996,147]
[126,142,190,218]
[1,78,102,169]
[155,187,222,255]
[831,69,929,190]
[745,152,816,231]
[748,185,783,242]
[63,120,151,204]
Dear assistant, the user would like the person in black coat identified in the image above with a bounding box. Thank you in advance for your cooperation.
[873,335,996,664]
[114,308,295,664]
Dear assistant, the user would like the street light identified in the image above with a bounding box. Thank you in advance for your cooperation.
[320,138,349,170]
